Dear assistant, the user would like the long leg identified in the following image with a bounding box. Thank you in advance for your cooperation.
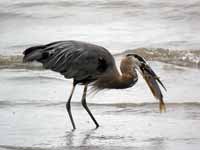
[66,83,76,129]
[81,84,99,128]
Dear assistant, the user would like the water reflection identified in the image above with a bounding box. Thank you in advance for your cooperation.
[65,128,97,146]
[81,128,98,145]
[147,137,167,150]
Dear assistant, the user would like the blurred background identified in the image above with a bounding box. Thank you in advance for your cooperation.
[0,0,200,55]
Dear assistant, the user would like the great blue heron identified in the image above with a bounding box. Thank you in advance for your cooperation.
[23,40,166,129]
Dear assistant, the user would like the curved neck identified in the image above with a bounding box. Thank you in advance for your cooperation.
[94,57,138,89]
[94,70,138,89]
[117,73,138,89]
[108,72,138,89]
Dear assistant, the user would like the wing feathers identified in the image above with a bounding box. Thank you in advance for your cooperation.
[23,41,113,82]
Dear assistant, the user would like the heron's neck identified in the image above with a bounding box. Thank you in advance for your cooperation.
[95,70,138,89]
[112,72,138,89]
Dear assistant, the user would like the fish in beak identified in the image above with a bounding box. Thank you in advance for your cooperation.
[127,54,167,112]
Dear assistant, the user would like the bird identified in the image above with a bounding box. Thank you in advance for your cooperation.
[23,40,166,129]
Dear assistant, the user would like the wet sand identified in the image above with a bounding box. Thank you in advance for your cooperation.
[0,102,200,150]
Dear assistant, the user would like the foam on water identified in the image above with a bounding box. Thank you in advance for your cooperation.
[1,48,200,69]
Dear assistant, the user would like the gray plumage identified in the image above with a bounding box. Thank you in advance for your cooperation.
[23,40,166,129]
[23,40,117,84]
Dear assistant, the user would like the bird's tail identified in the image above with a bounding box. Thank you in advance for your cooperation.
[23,45,46,63]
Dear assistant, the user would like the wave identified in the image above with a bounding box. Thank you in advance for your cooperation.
[116,48,200,68]
[0,48,200,69]
[0,55,43,69]
[7,1,140,9]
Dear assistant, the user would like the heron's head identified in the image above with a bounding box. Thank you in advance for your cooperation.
[120,53,143,74]
[126,54,167,112]
[125,53,149,75]
[126,53,146,64]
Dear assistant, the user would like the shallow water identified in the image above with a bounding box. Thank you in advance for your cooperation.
[1,61,200,104]
[0,62,200,149]
[0,102,200,150]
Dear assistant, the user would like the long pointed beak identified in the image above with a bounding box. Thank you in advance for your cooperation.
[127,53,167,112]
[140,63,167,92]
[140,63,166,112]
[127,53,166,91]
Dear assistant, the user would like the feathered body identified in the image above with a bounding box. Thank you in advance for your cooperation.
[23,40,166,129]
[23,40,138,89]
